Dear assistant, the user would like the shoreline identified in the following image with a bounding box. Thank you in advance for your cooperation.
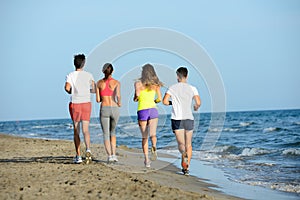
[0,133,241,200]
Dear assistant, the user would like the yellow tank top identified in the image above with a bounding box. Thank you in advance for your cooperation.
[137,89,156,111]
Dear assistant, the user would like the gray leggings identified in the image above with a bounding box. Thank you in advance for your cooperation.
[100,106,120,141]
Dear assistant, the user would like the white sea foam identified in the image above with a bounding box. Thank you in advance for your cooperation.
[244,181,300,193]
[223,128,239,132]
[210,145,232,153]
[32,125,62,129]
[282,149,300,155]
[239,122,252,127]
[263,127,278,133]
[240,148,270,156]
[89,123,101,128]
[225,154,241,160]
[208,127,239,132]
[27,133,38,136]
[193,150,221,161]
[207,127,222,132]
[30,124,75,129]
[66,123,73,129]
[271,183,300,194]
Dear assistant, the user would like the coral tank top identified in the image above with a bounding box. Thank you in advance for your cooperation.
[100,78,114,96]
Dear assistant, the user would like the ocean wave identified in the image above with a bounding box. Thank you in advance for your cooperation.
[282,148,300,156]
[210,145,233,153]
[207,127,222,132]
[65,123,73,129]
[207,127,239,133]
[192,150,221,161]
[239,122,253,127]
[253,162,276,167]
[294,122,300,125]
[224,154,241,160]
[120,123,139,130]
[270,183,300,194]
[89,123,101,128]
[263,127,280,133]
[27,133,39,137]
[31,124,74,129]
[240,148,271,156]
[223,128,239,132]
[244,181,300,194]
[31,125,62,129]
[282,141,300,147]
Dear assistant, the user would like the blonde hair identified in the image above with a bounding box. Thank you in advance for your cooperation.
[139,64,163,88]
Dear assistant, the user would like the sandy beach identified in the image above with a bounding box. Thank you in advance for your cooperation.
[0,133,242,200]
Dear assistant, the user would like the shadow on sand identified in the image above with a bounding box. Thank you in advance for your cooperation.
[0,156,106,165]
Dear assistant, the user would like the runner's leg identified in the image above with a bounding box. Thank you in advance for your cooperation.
[139,120,149,163]
[73,121,81,156]
[82,120,91,150]
[148,118,158,148]
[185,130,193,167]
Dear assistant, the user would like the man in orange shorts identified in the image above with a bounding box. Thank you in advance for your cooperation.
[65,54,95,164]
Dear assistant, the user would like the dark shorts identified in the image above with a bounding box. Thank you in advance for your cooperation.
[69,102,91,122]
[171,119,194,131]
[137,108,158,121]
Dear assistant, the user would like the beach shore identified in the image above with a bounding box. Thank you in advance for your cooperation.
[0,133,242,200]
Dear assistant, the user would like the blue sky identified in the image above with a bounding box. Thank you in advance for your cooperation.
[0,0,299,121]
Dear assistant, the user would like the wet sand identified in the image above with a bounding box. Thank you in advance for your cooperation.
[0,133,242,199]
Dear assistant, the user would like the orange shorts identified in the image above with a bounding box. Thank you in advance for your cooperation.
[69,102,91,122]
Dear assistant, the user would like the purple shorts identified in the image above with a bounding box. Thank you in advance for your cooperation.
[137,108,159,121]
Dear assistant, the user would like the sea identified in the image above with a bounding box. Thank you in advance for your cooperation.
[1,109,299,199]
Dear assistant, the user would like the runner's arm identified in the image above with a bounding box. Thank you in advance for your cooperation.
[64,82,71,94]
[193,95,201,111]
[154,86,162,103]
[133,81,141,102]
[163,93,172,106]
[116,81,121,107]
[96,81,101,103]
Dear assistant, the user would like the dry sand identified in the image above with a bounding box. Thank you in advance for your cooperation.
[0,134,243,200]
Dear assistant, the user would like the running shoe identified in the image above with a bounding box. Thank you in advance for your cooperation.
[150,146,157,161]
[182,168,190,176]
[144,160,151,168]
[181,152,189,170]
[74,155,82,164]
[112,155,118,162]
[107,156,114,163]
[85,150,92,164]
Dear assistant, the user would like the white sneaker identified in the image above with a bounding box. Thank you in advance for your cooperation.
[144,160,151,168]
[74,155,82,164]
[112,155,118,162]
[107,156,114,163]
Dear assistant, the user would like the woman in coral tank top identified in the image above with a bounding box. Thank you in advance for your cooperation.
[96,63,121,163]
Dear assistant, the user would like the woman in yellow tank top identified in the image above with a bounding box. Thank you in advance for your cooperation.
[134,64,163,168]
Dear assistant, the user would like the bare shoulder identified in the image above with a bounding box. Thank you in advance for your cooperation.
[97,79,105,84]
[134,80,142,87]
[113,78,120,85]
